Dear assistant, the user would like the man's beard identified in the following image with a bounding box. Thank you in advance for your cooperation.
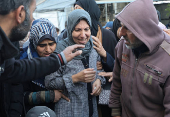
[124,37,143,49]
[9,11,31,42]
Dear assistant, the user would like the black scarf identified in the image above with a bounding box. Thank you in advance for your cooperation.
[112,18,121,41]
[75,0,101,36]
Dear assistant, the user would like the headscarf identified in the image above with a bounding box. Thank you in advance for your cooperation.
[103,21,113,29]
[55,9,93,60]
[29,18,58,50]
[112,18,121,41]
[29,18,58,88]
[75,0,101,36]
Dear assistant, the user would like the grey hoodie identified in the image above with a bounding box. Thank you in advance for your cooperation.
[109,0,170,117]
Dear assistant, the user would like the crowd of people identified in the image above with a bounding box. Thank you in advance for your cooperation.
[1,0,170,117]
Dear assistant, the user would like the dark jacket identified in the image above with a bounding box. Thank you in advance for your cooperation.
[101,28,117,72]
[0,26,64,83]
[20,43,55,114]
[0,25,64,116]
[0,41,24,117]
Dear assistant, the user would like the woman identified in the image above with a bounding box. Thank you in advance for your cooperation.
[112,18,122,42]
[20,18,69,114]
[45,9,105,117]
[74,0,117,116]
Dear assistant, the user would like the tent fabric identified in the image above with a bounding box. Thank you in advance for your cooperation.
[35,0,76,13]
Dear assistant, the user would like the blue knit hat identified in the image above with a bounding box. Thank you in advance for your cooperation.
[29,18,58,49]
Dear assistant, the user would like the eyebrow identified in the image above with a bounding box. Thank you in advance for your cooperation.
[75,27,90,30]
[38,42,56,46]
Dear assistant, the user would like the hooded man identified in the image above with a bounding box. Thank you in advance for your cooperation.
[109,0,170,117]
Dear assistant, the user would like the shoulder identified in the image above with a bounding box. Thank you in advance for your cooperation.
[102,28,114,36]
[102,28,117,42]
[160,40,170,55]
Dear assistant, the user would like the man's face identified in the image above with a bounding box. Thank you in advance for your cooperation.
[10,0,36,42]
[120,22,143,49]
[72,20,91,45]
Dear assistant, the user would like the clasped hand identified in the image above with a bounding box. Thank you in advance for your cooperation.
[72,68,96,83]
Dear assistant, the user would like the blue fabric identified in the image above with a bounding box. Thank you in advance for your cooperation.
[101,52,114,72]
[32,92,38,104]
[103,21,113,29]
[20,42,45,88]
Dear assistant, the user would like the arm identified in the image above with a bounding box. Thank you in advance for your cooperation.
[45,67,66,90]
[101,52,115,72]
[24,90,55,105]
[92,36,114,72]
[163,76,170,117]
[91,54,106,96]
[1,44,84,83]
[109,47,122,117]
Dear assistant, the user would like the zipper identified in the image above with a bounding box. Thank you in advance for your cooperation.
[145,64,162,75]
[130,58,138,110]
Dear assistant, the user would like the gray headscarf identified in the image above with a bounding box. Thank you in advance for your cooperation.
[55,9,93,60]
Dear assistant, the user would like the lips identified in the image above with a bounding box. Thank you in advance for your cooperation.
[78,39,87,44]
[44,53,51,57]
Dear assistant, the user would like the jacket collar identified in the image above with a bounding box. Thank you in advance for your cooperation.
[0,26,19,60]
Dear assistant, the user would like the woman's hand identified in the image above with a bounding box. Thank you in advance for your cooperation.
[98,72,113,82]
[92,36,107,61]
[91,79,102,96]
[54,90,70,102]
[97,61,103,70]
[163,29,170,36]
[72,68,96,83]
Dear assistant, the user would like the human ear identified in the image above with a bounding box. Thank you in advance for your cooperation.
[15,5,25,24]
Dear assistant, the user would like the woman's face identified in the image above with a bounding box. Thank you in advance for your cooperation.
[74,4,84,10]
[36,39,56,57]
[72,20,91,45]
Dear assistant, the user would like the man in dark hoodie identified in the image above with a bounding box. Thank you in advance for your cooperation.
[109,0,170,117]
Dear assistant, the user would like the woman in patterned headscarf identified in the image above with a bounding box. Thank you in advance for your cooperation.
[20,18,69,115]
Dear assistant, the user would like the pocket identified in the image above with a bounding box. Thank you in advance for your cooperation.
[144,63,165,84]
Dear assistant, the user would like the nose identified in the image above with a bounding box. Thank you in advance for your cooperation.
[45,45,51,53]
[119,26,127,37]
[80,30,86,38]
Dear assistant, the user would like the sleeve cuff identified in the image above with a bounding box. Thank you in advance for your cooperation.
[49,90,55,103]
[60,52,67,64]
[111,108,121,116]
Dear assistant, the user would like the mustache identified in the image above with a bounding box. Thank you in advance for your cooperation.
[123,36,130,42]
